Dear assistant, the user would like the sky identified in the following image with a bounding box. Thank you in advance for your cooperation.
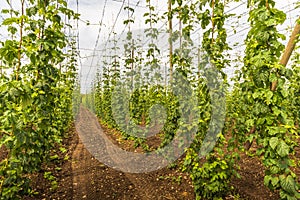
[0,0,299,93]
[72,0,299,93]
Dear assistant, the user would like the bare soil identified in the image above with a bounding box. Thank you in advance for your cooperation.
[22,107,299,200]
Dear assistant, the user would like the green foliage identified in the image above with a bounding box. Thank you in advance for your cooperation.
[0,0,78,198]
[230,0,300,199]
[43,171,58,191]
[89,0,299,199]
[187,153,234,200]
[290,26,300,135]
[179,0,240,199]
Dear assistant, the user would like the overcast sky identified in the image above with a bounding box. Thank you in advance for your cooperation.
[69,0,299,93]
[0,0,299,93]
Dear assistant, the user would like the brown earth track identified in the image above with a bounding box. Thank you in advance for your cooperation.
[71,138,194,200]
[21,106,300,200]
[71,106,195,200]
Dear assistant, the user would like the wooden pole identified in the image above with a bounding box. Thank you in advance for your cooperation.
[271,17,300,91]
[246,18,300,150]
[168,0,173,84]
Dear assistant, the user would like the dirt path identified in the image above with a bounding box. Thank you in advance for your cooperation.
[71,138,192,200]
[24,106,293,200]
[70,106,195,200]
[71,142,91,199]
[71,139,142,200]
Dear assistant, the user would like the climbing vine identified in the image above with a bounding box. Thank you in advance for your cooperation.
[0,0,79,198]
[181,0,240,199]
[81,0,300,199]
[231,0,300,199]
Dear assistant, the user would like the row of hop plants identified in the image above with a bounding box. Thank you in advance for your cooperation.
[0,0,79,199]
[87,0,300,199]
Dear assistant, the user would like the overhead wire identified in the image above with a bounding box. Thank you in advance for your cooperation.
[76,0,84,89]
[92,0,141,84]
[115,0,142,46]
[158,0,248,54]
[83,0,108,93]
[79,0,300,92]
[112,0,146,8]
